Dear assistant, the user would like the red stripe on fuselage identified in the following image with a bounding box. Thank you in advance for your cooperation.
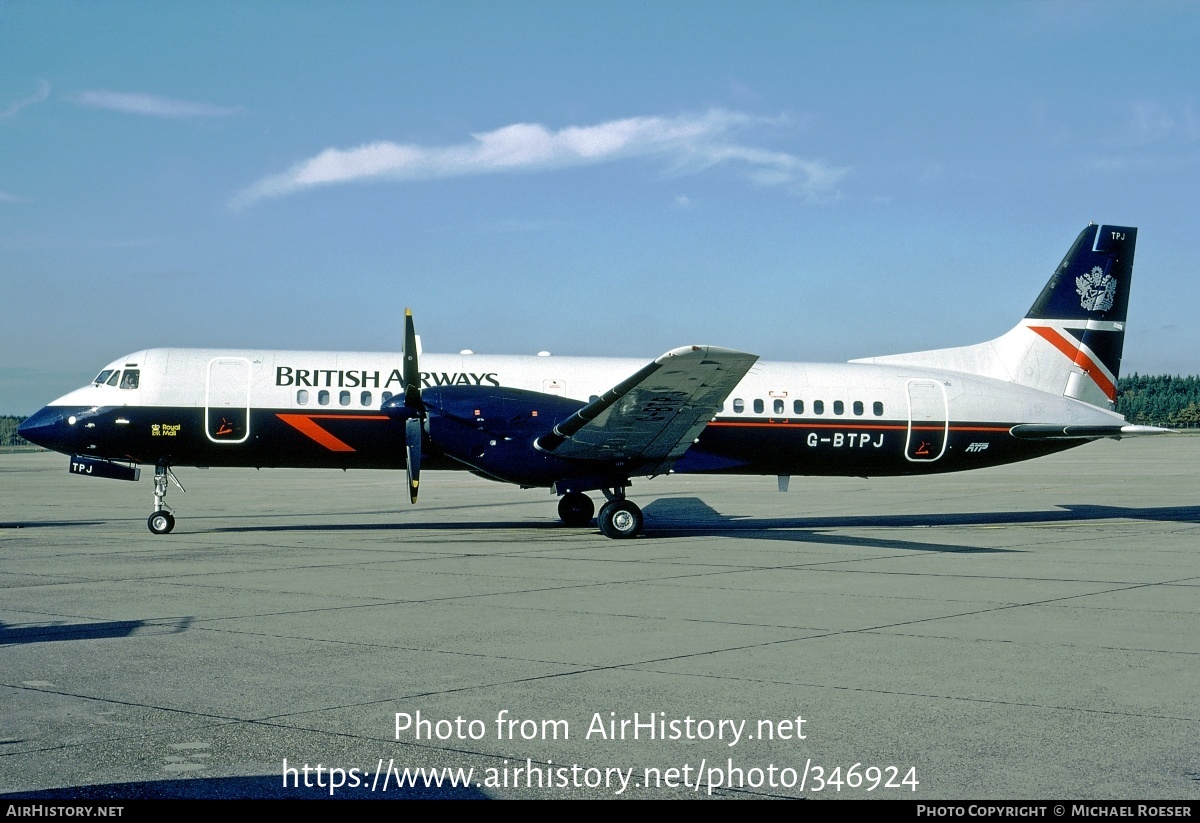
[1029,326,1117,401]
[276,414,390,452]
[709,421,907,430]
[707,422,1011,433]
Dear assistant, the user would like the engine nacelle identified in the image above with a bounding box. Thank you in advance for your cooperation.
[421,386,623,488]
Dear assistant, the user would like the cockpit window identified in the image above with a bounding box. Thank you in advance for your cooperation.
[94,370,115,386]
[119,369,140,390]
[106,371,121,387]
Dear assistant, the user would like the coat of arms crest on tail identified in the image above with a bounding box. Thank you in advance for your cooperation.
[1076,266,1117,312]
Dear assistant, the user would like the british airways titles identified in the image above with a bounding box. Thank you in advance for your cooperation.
[276,366,501,390]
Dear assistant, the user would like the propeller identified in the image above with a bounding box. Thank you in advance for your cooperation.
[399,308,424,503]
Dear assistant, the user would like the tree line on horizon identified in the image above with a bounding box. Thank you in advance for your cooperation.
[1116,373,1200,428]
[2,373,1198,448]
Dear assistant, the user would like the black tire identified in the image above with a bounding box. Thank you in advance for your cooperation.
[148,511,175,535]
[597,500,642,539]
[557,492,595,526]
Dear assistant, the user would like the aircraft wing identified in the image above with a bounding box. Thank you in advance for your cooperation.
[536,345,758,474]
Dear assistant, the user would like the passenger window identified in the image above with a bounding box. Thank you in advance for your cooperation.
[833,400,844,415]
[361,391,372,407]
[339,390,351,406]
[382,391,393,402]
[106,371,121,387]
[297,390,309,405]
[733,399,744,413]
[119,370,140,390]
[853,401,864,416]
[794,399,804,414]
[773,399,784,415]
[318,390,330,405]
[814,400,824,415]
[873,401,884,416]
[753,399,764,414]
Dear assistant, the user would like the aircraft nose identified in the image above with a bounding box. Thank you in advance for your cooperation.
[18,407,74,453]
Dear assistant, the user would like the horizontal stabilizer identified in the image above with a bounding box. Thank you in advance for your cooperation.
[1010,423,1173,440]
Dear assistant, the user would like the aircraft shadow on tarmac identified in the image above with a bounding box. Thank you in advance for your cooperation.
[645,498,1200,530]
[0,521,105,529]
[195,498,1200,553]
[1,774,488,800]
[639,498,1200,551]
[0,617,192,647]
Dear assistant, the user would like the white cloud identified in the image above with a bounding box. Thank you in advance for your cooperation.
[0,80,51,119]
[73,90,241,118]
[232,110,847,209]
[0,191,22,203]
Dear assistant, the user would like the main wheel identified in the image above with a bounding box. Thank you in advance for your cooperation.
[147,511,175,535]
[557,492,595,526]
[598,500,643,539]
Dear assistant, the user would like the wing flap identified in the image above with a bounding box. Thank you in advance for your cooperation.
[537,345,758,473]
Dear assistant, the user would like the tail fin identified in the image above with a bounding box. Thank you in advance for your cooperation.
[1022,224,1136,406]
[852,224,1138,409]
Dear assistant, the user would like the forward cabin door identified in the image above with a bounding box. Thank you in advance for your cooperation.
[205,357,251,444]
[905,379,948,462]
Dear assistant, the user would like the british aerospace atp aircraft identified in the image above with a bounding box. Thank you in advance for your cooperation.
[20,223,1169,539]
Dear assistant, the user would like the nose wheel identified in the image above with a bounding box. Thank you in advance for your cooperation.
[148,511,176,535]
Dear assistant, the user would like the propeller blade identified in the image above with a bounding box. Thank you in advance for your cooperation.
[403,308,423,411]
[405,417,421,504]
[399,308,424,504]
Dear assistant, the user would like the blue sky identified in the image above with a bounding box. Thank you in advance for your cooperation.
[2,1,1198,413]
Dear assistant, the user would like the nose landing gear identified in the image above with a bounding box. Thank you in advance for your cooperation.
[147,462,185,534]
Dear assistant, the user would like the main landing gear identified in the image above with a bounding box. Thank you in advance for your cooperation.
[147,462,185,535]
[557,492,595,527]
[556,487,643,539]
[598,497,643,539]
